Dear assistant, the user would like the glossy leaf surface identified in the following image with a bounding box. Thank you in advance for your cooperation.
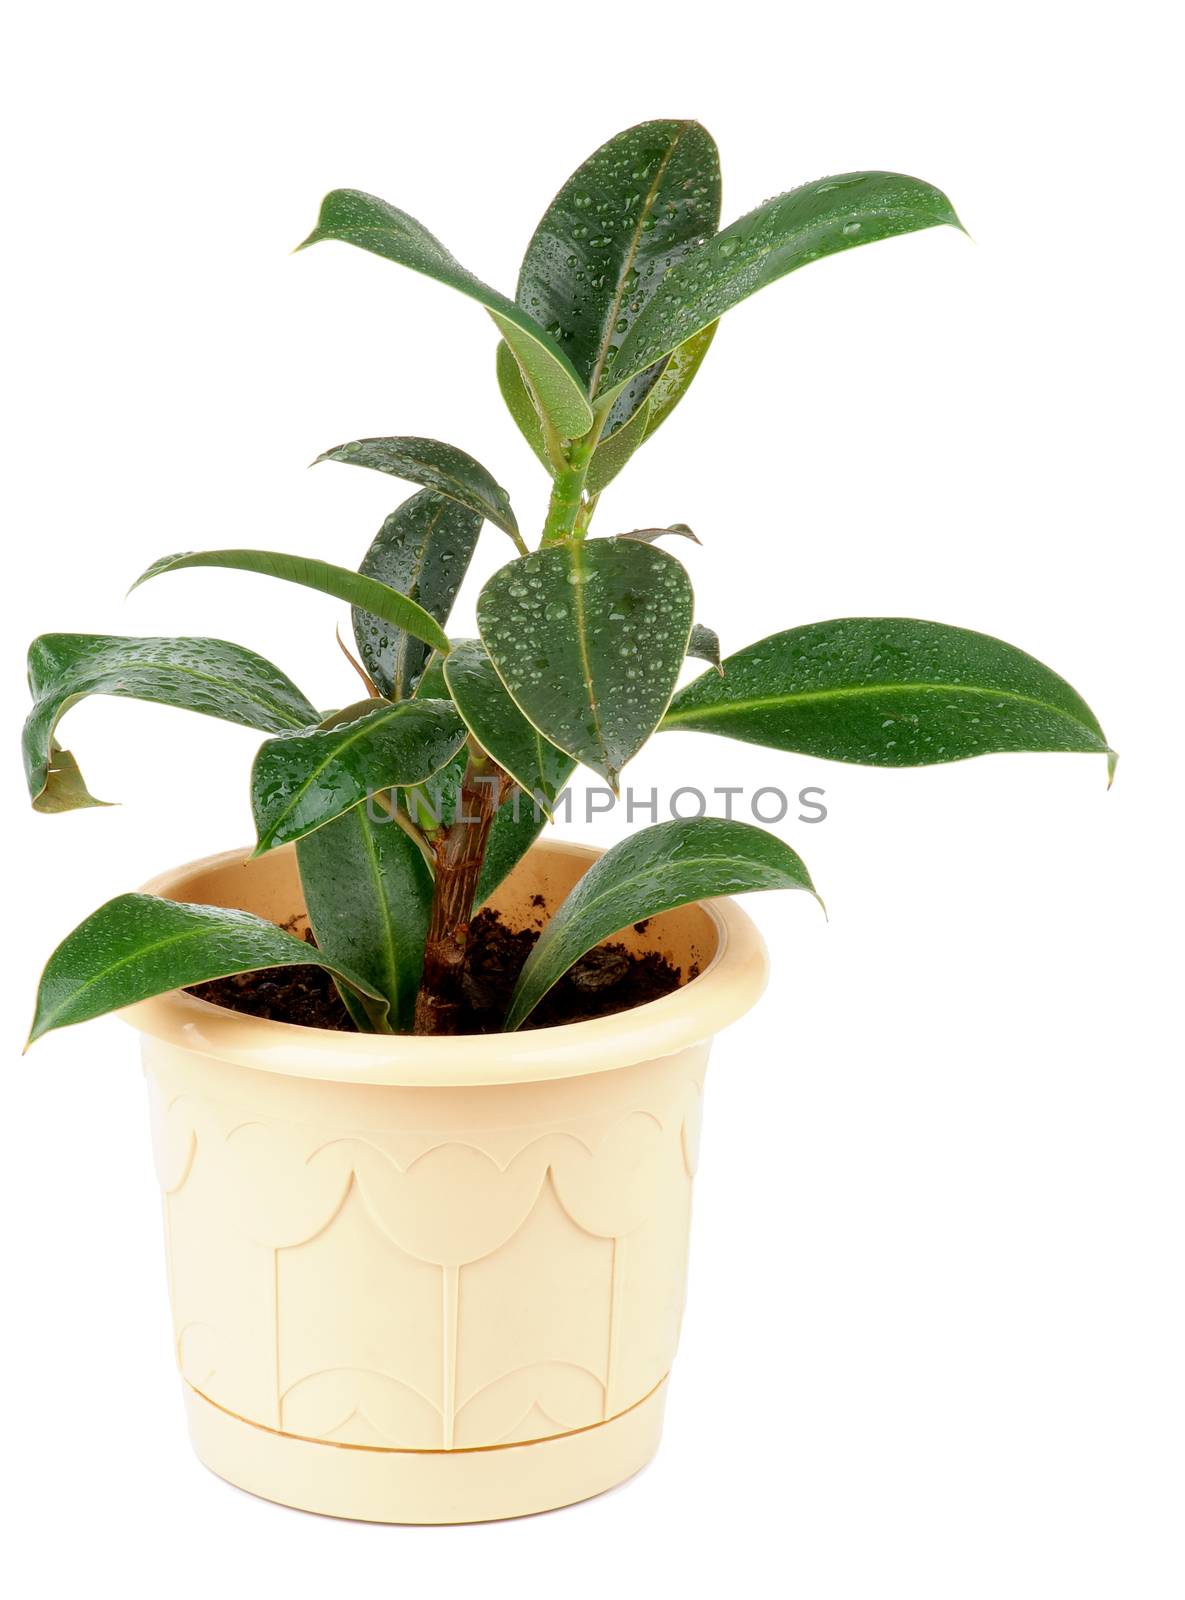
[28,893,389,1044]
[641,321,718,436]
[316,436,520,545]
[495,340,554,474]
[477,538,694,788]
[687,623,723,673]
[352,490,482,699]
[586,397,652,496]
[443,638,573,815]
[132,550,450,655]
[24,633,317,811]
[505,818,818,1029]
[621,523,699,545]
[601,321,719,440]
[600,172,961,397]
[299,189,594,436]
[296,803,432,1032]
[396,730,572,909]
[517,120,722,395]
[252,698,467,852]
[663,618,1113,771]
[475,799,565,910]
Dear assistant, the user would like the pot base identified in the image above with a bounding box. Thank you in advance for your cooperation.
[184,1378,668,1523]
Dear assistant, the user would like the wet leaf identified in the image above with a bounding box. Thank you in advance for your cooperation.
[252,697,467,852]
[394,730,570,909]
[475,796,566,910]
[131,549,451,655]
[621,523,700,545]
[687,623,722,674]
[495,340,555,474]
[316,436,521,546]
[443,637,574,816]
[641,321,718,437]
[27,893,390,1044]
[23,633,317,811]
[299,189,594,437]
[586,397,652,496]
[517,119,722,395]
[352,490,482,699]
[477,538,694,788]
[663,618,1114,773]
[34,744,111,813]
[296,803,433,1032]
[600,172,962,398]
[505,818,818,1029]
[595,321,716,478]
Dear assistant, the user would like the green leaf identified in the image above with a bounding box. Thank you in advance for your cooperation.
[662,618,1114,772]
[495,340,555,474]
[23,633,318,812]
[316,436,522,548]
[401,746,465,832]
[600,172,962,398]
[296,802,432,1033]
[252,697,467,852]
[352,490,482,699]
[131,550,451,656]
[516,120,722,397]
[399,652,462,829]
[504,818,818,1029]
[621,523,700,545]
[411,650,449,700]
[392,646,573,909]
[475,796,562,910]
[586,396,653,496]
[298,190,594,437]
[640,321,718,437]
[592,324,719,490]
[34,744,111,813]
[601,321,718,440]
[688,623,722,674]
[27,893,390,1045]
[392,732,568,907]
[477,538,694,789]
[442,638,574,817]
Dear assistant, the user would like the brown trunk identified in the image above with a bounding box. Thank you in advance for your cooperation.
[413,755,511,1035]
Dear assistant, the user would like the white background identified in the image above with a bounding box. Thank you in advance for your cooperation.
[2,3,1180,1595]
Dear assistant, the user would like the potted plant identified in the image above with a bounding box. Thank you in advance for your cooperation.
[23,120,1112,1523]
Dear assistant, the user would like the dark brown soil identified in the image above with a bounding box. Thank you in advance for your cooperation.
[187,908,683,1035]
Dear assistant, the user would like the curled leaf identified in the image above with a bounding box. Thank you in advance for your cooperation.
[24,633,317,812]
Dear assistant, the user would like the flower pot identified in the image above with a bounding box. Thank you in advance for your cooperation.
[127,838,768,1523]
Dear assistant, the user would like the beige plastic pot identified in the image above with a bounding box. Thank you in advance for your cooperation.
[127,838,768,1523]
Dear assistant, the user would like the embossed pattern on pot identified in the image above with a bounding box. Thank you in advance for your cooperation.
[146,1039,705,1450]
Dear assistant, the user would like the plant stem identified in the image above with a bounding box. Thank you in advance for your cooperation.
[411,393,618,1031]
[413,746,512,1035]
[574,492,600,535]
[540,400,613,545]
[540,438,594,544]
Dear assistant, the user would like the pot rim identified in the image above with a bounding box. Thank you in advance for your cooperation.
[123,840,769,1087]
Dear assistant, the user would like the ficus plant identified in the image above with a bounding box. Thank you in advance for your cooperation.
[24,120,1113,1044]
